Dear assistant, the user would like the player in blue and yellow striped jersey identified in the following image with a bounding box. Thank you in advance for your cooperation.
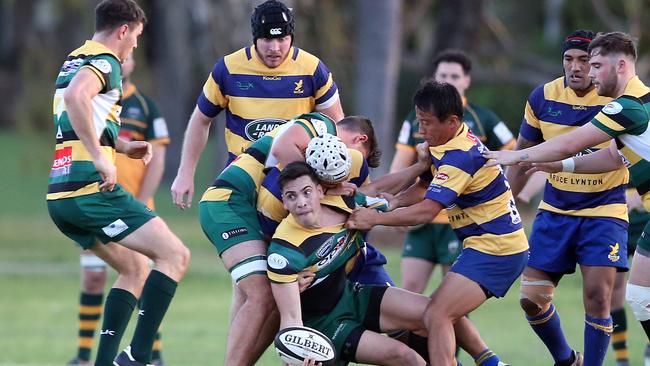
[500,30,628,366]
[485,31,650,365]
[46,2,190,366]
[348,82,527,366]
[171,0,344,210]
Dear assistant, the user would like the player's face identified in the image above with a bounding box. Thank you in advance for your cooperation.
[563,48,592,94]
[121,52,135,80]
[588,49,619,97]
[255,36,292,68]
[282,175,324,228]
[416,106,456,147]
[118,22,143,61]
[434,62,470,97]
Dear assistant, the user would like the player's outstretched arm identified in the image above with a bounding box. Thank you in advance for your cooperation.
[171,106,212,209]
[64,68,116,191]
[505,135,539,198]
[270,281,303,329]
[346,198,443,231]
[483,123,611,166]
[361,142,431,197]
[317,98,344,123]
[526,140,624,175]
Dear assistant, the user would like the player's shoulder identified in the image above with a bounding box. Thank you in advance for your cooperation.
[291,47,322,69]
[273,215,313,247]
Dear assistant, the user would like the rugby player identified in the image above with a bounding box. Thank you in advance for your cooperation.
[347,82,528,366]
[68,51,170,366]
[485,31,650,364]
[503,30,627,366]
[47,1,189,365]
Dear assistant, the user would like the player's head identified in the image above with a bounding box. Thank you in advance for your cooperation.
[122,52,136,80]
[413,81,463,147]
[562,30,596,94]
[336,116,381,168]
[251,0,295,68]
[279,161,324,228]
[431,49,472,98]
[95,0,146,61]
[306,134,352,185]
[588,32,637,98]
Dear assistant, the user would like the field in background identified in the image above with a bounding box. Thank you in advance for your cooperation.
[1,131,647,365]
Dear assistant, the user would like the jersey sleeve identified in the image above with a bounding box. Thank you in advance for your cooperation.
[424,152,474,207]
[591,98,650,138]
[519,86,544,143]
[267,239,309,284]
[395,111,418,151]
[348,149,370,187]
[196,59,228,118]
[312,61,339,110]
[143,96,170,144]
[483,109,514,148]
[81,55,122,93]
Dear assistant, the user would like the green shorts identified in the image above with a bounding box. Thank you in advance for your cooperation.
[199,190,265,256]
[47,186,156,250]
[402,223,461,265]
[304,282,387,364]
[629,209,650,254]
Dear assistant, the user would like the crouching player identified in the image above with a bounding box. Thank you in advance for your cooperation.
[346,81,528,366]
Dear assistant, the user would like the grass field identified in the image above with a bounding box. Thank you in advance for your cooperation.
[1,131,648,365]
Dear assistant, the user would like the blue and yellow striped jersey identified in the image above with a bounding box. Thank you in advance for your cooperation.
[48,40,123,200]
[591,76,650,209]
[520,77,628,221]
[424,123,528,256]
[197,45,339,164]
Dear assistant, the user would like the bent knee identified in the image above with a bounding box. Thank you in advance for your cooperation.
[388,344,421,366]
[519,275,555,316]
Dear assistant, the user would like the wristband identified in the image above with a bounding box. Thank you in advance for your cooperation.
[561,158,575,173]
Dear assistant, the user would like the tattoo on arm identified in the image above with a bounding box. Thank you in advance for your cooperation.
[521,154,530,161]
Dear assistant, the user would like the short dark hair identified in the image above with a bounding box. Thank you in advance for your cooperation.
[279,162,320,192]
[413,81,464,121]
[337,116,381,168]
[95,0,147,33]
[432,49,472,75]
[588,32,637,60]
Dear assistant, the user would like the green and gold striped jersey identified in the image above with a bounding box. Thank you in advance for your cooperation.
[47,40,123,200]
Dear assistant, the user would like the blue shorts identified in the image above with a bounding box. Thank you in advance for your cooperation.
[528,210,628,274]
[347,243,395,286]
[450,248,528,298]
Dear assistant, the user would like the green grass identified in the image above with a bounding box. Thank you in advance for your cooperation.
[1,131,648,365]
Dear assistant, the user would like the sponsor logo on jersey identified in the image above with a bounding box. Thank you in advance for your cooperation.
[608,243,621,262]
[89,59,112,74]
[602,101,623,115]
[294,80,304,94]
[244,118,286,141]
[466,130,478,143]
[263,76,281,81]
[102,219,129,238]
[434,172,449,182]
[221,227,248,240]
[267,253,288,270]
[572,105,587,110]
[59,59,85,77]
[50,146,73,177]
[100,329,115,336]
[315,233,349,269]
[236,81,254,91]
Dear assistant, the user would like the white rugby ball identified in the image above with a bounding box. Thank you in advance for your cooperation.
[274,326,336,366]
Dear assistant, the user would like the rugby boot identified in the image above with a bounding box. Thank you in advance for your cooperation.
[113,346,153,366]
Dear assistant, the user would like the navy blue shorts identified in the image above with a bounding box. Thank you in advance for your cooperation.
[528,210,628,274]
[347,243,395,286]
[450,248,528,298]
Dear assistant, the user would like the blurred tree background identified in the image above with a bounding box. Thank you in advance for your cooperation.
[1,0,648,177]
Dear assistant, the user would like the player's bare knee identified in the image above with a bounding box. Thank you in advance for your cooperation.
[584,285,611,314]
[519,275,555,316]
[82,269,108,293]
[388,343,421,366]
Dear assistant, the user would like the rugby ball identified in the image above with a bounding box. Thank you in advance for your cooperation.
[274,326,336,365]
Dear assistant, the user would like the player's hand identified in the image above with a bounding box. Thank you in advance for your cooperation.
[415,142,432,167]
[523,161,561,176]
[297,270,315,292]
[377,192,398,211]
[302,358,322,366]
[124,141,153,165]
[325,182,356,196]
[482,149,522,167]
[171,172,194,210]
[94,155,117,192]
[346,206,377,231]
